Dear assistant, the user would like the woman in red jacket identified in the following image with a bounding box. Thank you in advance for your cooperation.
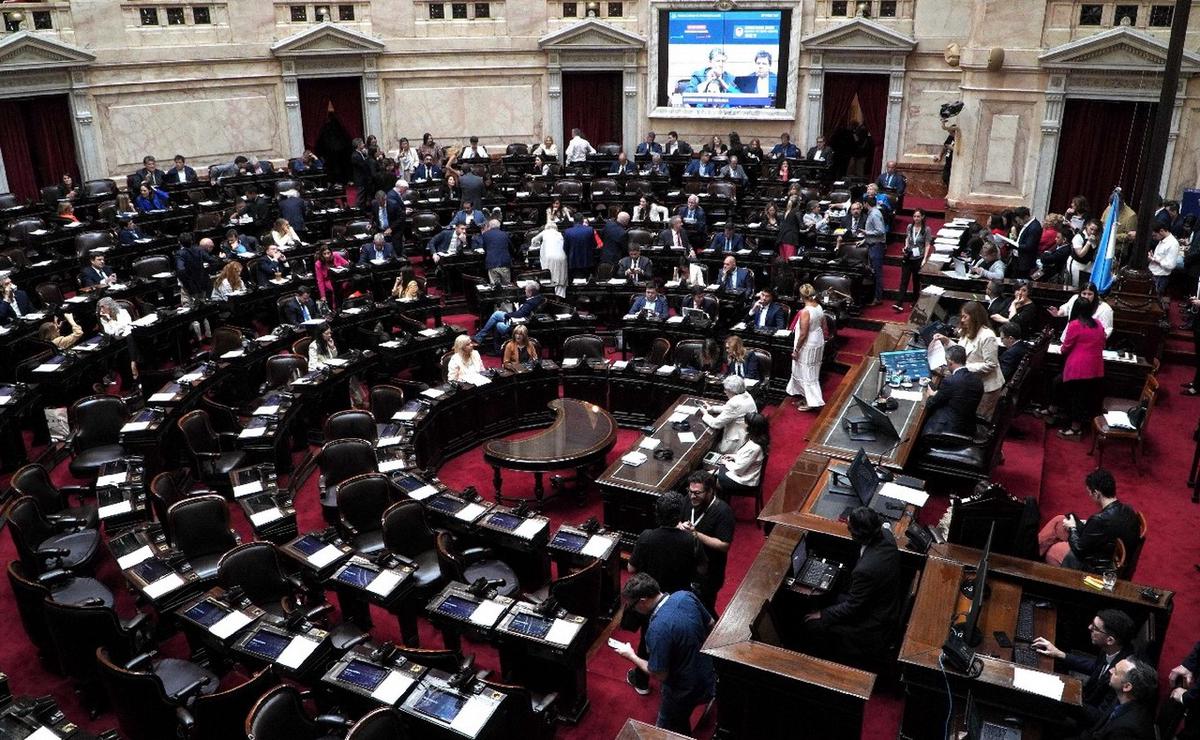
[1054,297,1106,438]
[313,244,350,309]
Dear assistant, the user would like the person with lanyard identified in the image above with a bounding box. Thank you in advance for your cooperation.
[892,208,932,312]
[677,471,734,616]
[862,196,888,306]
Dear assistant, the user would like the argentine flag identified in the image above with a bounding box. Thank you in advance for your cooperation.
[1093,189,1121,294]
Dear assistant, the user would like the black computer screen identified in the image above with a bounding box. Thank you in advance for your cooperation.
[487,512,522,531]
[427,495,463,514]
[393,474,426,493]
[183,600,228,628]
[336,563,376,589]
[291,535,326,556]
[338,659,388,690]
[550,531,587,552]
[436,595,478,620]
[508,612,553,639]
[244,630,290,660]
[413,687,466,723]
[130,557,173,582]
[848,448,878,506]
[850,395,900,439]
[960,523,995,647]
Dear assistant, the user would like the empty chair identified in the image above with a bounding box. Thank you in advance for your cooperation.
[335,473,395,555]
[626,229,654,250]
[551,179,583,203]
[10,462,99,529]
[4,495,102,574]
[562,333,605,360]
[74,231,112,260]
[345,220,372,239]
[324,409,377,443]
[291,336,312,359]
[747,348,773,384]
[35,281,65,307]
[132,255,172,279]
[382,500,447,646]
[185,666,278,740]
[548,557,604,622]
[0,192,20,209]
[411,211,441,239]
[265,353,308,389]
[217,542,307,618]
[245,685,352,740]
[436,531,520,598]
[274,179,301,196]
[167,495,239,582]
[177,410,248,490]
[673,339,707,370]
[316,438,378,524]
[210,326,246,358]
[66,395,128,482]
[8,560,113,672]
[95,646,219,739]
[479,678,558,740]
[646,337,671,365]
[149,470,210,528]
[370,384,407,423]
[81,179,119,200]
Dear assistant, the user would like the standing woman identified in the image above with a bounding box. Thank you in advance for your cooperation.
[935,301,1004,417]
[395,138,419,180]
[417,133,439,161]
[313,244,350,310]
[532,220,568,298]
[777,196,804,259]
[1068,219,1100,288]
[893,208,932,313]
[787,284,826,411]
[1054,298,1106,438]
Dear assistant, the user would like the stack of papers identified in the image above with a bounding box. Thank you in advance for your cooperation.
[922,285,946,295]
[877,482,930,507]
[1011,666,1065,700]
[621,451,649,467]
[1103,411,1136,430]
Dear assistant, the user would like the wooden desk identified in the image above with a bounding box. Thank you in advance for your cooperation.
[702,526,875,739]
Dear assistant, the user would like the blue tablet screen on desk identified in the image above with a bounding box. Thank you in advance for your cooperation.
[244,630,289,660]
[437,595,477,620]
[508,612,553,639]
[427,495,463,514]
[336,563,376,589]
[183,600,227,628]
[291,535,326,556]
[550,531,587,552]
[339,659,387,690]
[487,512,522,531]
[414,687,466,723]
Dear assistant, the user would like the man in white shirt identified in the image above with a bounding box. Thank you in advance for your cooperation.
[460,136,488,160]
[564,128,596,164]
[702,375,758,453]
[1148,223,1181,295]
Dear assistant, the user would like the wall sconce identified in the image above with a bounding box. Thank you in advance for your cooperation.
[316,6,331,21]
[3,10,26,32]
[585,1,599,16]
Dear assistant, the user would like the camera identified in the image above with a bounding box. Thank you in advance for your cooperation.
[940,101,964,120]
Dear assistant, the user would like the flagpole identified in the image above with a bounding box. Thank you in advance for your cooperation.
[1129,0,1193,270]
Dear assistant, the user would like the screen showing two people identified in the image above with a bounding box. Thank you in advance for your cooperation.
[665,10,786,109]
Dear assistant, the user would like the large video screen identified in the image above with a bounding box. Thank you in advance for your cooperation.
[659,9,790,110]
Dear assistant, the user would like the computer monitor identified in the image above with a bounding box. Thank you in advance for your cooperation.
[880,349,931,381]
[848,395,900,439]
[959,522,995,647]
[790,538,808,577]
[847,447,879,506]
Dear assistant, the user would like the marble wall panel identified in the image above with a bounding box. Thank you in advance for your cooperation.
[968,100,1036,200]
[386,82,538,141]
[899,74,961,163]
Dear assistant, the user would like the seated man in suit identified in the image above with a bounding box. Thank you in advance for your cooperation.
[768,133,800,160]
[79,253,117,292]
[718,155,748,185]
[803,507,902,667]
[118,217,146,246]
[876,160,907,197]
[358,233,396,264]
[283,285,322,325]
[412,154,443,182]
[0,276,34,325]
[664,131,693,156]
[629,284,669,319]
[256,243,291,285]
[997,323,1028,381]
[733,50,778,100]
[710,222,745,253]
[641,152,670,177]
[702,375,758,452]
[1074,657,1158,740]
[1032,609,1139,729]
[608,152,637,176]
[683,152,716,178]
[450,201,487,228]
[473,282,544,351]
[746,287,786,330]
[806,136,833,163]
[430,223,471,264]
[717,255,754,298]
[618,245,653,283]
[222,228,258,258]
[635,132,662,156]
[677,195,707,233]
[921,345,984,438]
[681,285,718,319]
[166,154,197,185]
[133,155,164,190]
[658,216,689,250]
[289,149,323,174]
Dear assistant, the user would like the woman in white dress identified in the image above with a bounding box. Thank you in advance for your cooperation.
[786,283,825,411]
[447,334,485,383]
[532,221,568,298]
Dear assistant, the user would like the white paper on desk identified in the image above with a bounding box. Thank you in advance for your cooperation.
[582,535,613,558]
[34,364,63,373]
[378,458,406,473]
[744,378,759,387]
[731,322,747,331]
[97,471,128,487]
[253,405,279,416]
[774,329,791,337]
[639,437,662,450]
[655,365,677,375]
[468,599,506,627]
[665,280,681,288]
[612,360,629,370]
[372,670,416,704]
[514,518,547,539]
[676,404,701,416]
[99,499,133,518]
[667,315,685,324]
[308,544,344,569]
[421,388,445,398]
[143,572,185,599]
[378,435,403,447]
[66,295,90,304]
[419,328,440,337]
[1011,666,1065,701]
[546,618,582,646]
[556,313,573,321]
[277,635,320,669]
[380,340,402,349]
[149,392,176,402]
[27,726,60,740]
[608,278,627,285]
[367,569,403,597]
[455,502,487,522]
[0,395,10,405]
[464,375,491,386]
[677,431,698,444]
[220,350,245,359]
[927,341,947,369]
[393,411,418,421]
[132,314,158,326]
[240,426,268,439]
[209,610,253,640]
[622,314,638,321]
[922,285,946,295]
[621,451,648,467]
[410,485,438,501]
[450,696,494,736]
[254,334,277,343]
[233,480,263,498]
[121,421,151,433]
[572,278,588,285]
[117,545,154,570]
[250,507,285,526]
[877,482,929,508]
[1104,411,1136,430]
[1047,344,1062,354]
[324,357,350,367]
[890,389,924,402]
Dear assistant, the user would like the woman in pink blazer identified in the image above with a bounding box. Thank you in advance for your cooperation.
[313,244,350,309]
[1056,297,1106,438]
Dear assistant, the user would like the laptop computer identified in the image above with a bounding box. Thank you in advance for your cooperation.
[827,448,906,521]
[964,691,1022,740]
[681,307,710,324]
[788,538,840,593]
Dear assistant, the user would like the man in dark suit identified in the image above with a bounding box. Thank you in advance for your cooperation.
[709,223,744,253]
[805,136,834,163]
[429,223,471,264]
[635,132,662,156]
[1033,608,1139,728]
[166,154,197,185]
[998,323,1028,381]
[350,138,372,207]
[803,507,901,665]
[256,243,290,285]
[276,189,307,233]
[718,255,754,298]
[473,282,544,350]
[768,133,800,160]
[133,155,164,190]
[677,195,707,234]
[1012,206,1042,279]
[243,186,271,225]
[283,286,322,325]
[381,179,411,251]
[79,254,117,291]
[450,201,486,228]
[412,155,442,182]
[733,50,778,100]
[175,236,220,305]
[658,217,688,250]
[629,284,669,318]
[746,288,786,329]
[598,212,629,265]
[1076,657,1158,739]
[682,286,718,319]
[876,160,907,197]
[608,152,637,176]
[118,217,146,246]
[618,245,653,283]
[664,131,692,156]
[563,214,597,282]
[921,345,984,437]
[683,153,715,178]
[480,219,513,285]
[459,167,486,210]
[0,276,34,325]
[358,233,396,264]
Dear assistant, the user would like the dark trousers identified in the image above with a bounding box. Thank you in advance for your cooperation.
[867,242,886,302]
[1193,319,1200,386]
[897,258,922,304]
[1064,376,1103,425]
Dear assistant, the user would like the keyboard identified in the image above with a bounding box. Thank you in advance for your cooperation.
[1012,645,1039,667]
[1015,599,1036,643]
[797,558,838,591]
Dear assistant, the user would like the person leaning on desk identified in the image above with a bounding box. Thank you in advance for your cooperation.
[1031,607,1138,730]
[701,375,758,453]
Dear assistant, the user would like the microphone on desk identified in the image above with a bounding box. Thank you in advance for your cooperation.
[874,436,910,483]
[580,516,600,534]
[448,655,478,692]
[467,577,505,598]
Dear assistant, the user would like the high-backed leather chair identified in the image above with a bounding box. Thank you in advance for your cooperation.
[177,409,247,489]
[183,666,277,740]
[132,255,171,279]
[10,462,99,528]
[548,558,604,623]
[436,531,520,598]
[382,500,446,646]
[335,473,395,556]
[551,179,583,204]
[4,495,102,574]
[43,599,156,713]
[392,645,463,673]
[66,394,128,482]
[244,685,352,740]
[316,437,378,524]
[411,211,441,241]
[324,409,377,443]
[210,326,245,358]
[217,542,306,619]
[81,179,118,200]
[95,646,219,739]
[291,336,312,359]
[8,560,113,672]
[34,281,65,308]
[562,333,605,360]
[74,231,112,261]
[149,470,210,528]
[478,678,558,740]
[265,353,308,389]
[0,192,19,209]
[672,339,707,370]
[167,495,239,582]
[626,228,654,250]
[369,384,407,423]
[346,708,408,739]
[747,348,773,385]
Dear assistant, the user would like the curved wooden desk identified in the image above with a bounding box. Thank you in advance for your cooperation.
[483,398,618,505]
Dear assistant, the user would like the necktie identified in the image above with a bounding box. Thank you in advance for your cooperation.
[674,231,681,248]
[300,303,311,322]
[379,207,388,229]
[11,299,21,317]
[731,271,738,290]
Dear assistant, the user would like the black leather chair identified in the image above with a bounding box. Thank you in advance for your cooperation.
[178,409,248,490]
[10,462,99,528]
[265,353,308,389]
[8,560,113,672]
[316,438,378,525]
[392,645,463,673]
[244,685,352,740]
[562,333,605,360]
[548,558,604,622]
[369,384,407,423]
[672,339,707,370]
[4,495,102,574]
[35,281,65,308]
[74,231,112,260]
[748,348,773,385]
[150,470,212,528]
[167,495,239,582]
[479,678,558,740]
[187,666,278,740]
[66,395,128,482]
[335,473,396,556]
[210,326,246,358]
[345,707,408,739]
[646,337,671,365]
[436,531,520,598]
[81,179,118,200]
[324,409,377,444]
[912,391,1015,484]
[95,646,219,739]
[382,500,447,646]
[132,255,172,280]
[217,542,307,619]
[0,192,19,209]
